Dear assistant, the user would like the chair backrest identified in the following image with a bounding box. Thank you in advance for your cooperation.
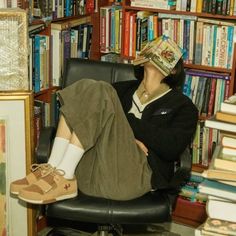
[62,58,138,88]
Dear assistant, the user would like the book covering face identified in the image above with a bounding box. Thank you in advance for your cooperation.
[133,35,183,76]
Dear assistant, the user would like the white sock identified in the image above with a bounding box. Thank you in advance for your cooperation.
[48,137,70,167]
[57,143,85,179]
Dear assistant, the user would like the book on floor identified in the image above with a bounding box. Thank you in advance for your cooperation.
[202,218,236,236]
[133,35,183,76]
[206,195,236,223]
[198,178,236,201]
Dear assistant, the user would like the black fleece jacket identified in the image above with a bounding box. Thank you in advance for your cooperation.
[113,80,198,189]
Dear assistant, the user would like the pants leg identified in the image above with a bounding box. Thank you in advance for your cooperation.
[57,79,152,200]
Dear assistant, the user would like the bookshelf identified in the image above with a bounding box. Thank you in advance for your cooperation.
[101,0,236,168]
[22,0,112,151]
[98,0,236,228]
[0,0,108,235]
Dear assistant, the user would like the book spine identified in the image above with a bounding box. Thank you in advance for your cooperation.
[100,7,109,53]
[115,8,121,54]
[211,25,218,66]
[123,11,131,57]
[201,78,212,117]
[216,0,223,14]
[218,25,228,68]
[194,21,203,65]
[110,7,116,52]
[34,35,41,93]
[207,78,217,117]
[227,25,234,68]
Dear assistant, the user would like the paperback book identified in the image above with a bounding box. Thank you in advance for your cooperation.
[133,35,183,76]
[203,218,236,236]
[206,196,236,223]
[221,93,236,115]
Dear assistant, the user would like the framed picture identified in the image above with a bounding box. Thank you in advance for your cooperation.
[0,9,29,90]
[0,92,35,236]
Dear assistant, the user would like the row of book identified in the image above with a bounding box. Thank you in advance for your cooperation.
[28,0,97,23]
[119,11,236,69]
[183,70,230,118]
[100,5,122,54]
[131,0,236,16]
[177,0,236,16]
[172,172,208,226]
[29,19,92,92]
[0,0,21,8]
[34,90,60,150]
[195,96,236,235]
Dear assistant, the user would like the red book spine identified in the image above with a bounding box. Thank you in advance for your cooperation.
[207,78,217,117]
[86,0,95,14]
[123,11,131,57]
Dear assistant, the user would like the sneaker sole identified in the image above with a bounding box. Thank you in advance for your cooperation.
[10,191,19,195]
[18,192,78,205]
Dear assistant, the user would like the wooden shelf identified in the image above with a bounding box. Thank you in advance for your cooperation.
[184,64,232,74]
[192,164,208,173]
[124,5,236,20]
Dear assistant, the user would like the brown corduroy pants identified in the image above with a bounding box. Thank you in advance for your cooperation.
[57,79,152,200]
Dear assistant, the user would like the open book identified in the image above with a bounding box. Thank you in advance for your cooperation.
[133,35,183,76]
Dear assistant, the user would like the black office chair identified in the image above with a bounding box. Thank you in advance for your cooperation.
[36,58,192,236]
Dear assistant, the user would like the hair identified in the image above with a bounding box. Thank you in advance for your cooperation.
[162,58,185,91]
[134,58,185,91]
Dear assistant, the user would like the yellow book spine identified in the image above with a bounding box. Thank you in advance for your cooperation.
[196,0,203,13]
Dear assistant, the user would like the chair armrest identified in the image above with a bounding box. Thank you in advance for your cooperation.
[169,147,192,190]
[36,127,56,164]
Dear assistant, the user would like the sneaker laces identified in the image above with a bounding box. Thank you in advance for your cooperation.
[30,163,53,175]
[41,167,65,178]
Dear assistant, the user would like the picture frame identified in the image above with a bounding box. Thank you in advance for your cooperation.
[0,92,35,236]
[0,9,29,90]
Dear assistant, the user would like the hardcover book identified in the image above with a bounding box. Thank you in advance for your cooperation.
[220,93,236,114]
[202,145,236,182]
[133,35,183,76]
[205,115,236,133]
[216,111,236,124]
[222,135,236,149]
[213,146,236,172]
[206,196,236,223]
[199,178,236,201]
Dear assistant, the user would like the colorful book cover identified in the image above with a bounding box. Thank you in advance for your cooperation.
[133,35,183,76]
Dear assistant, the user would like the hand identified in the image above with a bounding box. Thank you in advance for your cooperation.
[135,139,148,156]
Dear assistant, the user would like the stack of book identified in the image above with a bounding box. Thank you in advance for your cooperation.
[195,96,236,235]
[195,145,236,235]
[205,93,236,133]
[179,172,207,204]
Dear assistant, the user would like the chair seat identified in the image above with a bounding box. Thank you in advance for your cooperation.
[46,191,171,224]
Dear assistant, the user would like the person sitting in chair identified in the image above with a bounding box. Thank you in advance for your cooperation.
[10,36,198,204]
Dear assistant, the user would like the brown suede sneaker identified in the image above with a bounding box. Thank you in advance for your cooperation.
[18,168,78,204]
[10,163,53,195]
